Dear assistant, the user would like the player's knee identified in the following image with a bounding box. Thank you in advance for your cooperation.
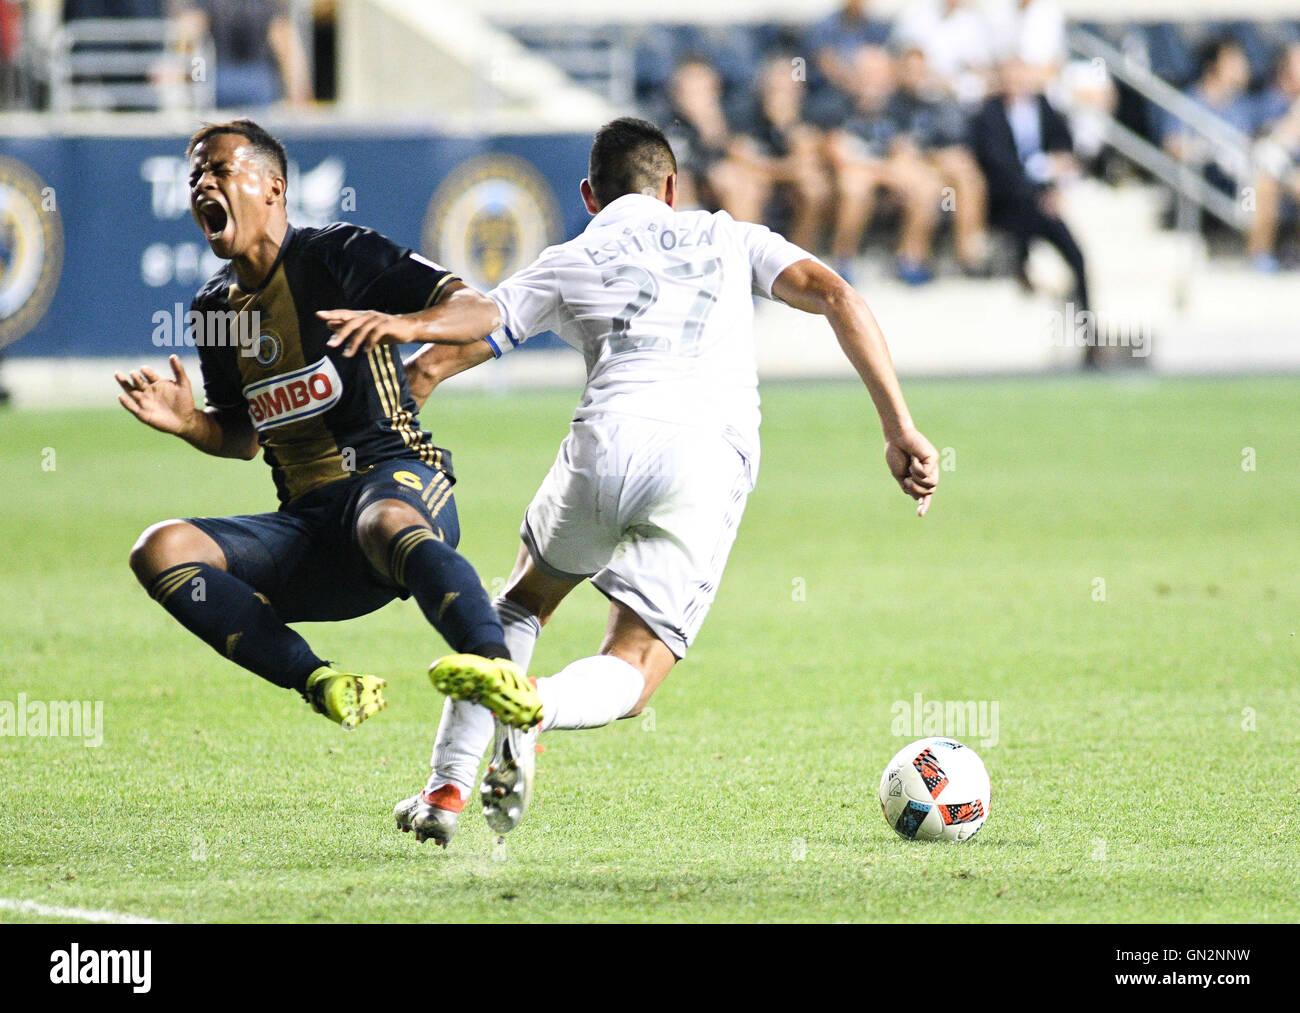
[623,692,651,718]
[129,520,223,585]
[502,582,557,625]
[501,559,577,625]
[601,617,676,717]
[356,499,429,574]
[621,665,669,717]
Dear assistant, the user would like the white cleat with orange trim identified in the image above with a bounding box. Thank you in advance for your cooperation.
[393,784,465,848]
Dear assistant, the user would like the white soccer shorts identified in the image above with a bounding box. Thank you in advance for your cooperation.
[520,415,753,658]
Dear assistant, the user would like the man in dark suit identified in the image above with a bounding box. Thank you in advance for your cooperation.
[970,56,1093,362]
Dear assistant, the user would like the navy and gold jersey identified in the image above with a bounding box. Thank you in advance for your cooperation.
[192,223,457,505]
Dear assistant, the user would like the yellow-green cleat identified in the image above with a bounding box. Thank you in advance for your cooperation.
[303,666,387,730]
[428,653,541,729]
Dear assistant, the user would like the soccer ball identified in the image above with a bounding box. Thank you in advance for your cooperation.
[878,737,991,841]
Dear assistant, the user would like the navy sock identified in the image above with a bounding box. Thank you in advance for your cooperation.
[147,563,323,692]
[387,526,509,659]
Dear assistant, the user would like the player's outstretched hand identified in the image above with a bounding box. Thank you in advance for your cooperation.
[317,308,418,358]
[115,354,197,436]
[885,428,939,518]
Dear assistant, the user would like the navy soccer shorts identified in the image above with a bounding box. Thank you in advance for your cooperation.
[187,459,459,623]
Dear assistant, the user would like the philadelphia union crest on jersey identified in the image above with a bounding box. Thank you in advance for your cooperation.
[422,154,561,291]
[0,156,63,349]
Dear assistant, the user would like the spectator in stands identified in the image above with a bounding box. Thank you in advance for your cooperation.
[889,45,990,274]
[1246,44,1300,272]
[970,56,1093,361]
[826,45,942,285]
[659,55,770,225]
[1161,39,1256,194]
[989,0,1066,89]
[986,1,1114,176]
[171,0,312,108]
[738,55,832,252]
[1255,41,1300,133]
[807,0,890,95]
[893,0,998,105]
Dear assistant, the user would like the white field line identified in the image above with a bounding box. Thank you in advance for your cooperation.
[0,897,168,925]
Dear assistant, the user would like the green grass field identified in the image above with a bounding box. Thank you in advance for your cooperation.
[2,376,1297,923]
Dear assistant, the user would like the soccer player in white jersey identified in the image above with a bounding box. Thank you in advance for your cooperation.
[318,118,939,847]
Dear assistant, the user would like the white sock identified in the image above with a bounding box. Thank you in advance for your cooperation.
[536,655,645,731]
[427,697,494,799]
[496,596,541,673]
[426,597,542,797]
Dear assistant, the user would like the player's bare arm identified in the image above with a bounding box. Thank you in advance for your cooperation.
[403,339,497,409]
[771,257,939,516]
[115,353,258,460]
[316,280,499,358]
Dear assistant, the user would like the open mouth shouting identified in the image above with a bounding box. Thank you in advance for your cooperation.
[195,197,231,245]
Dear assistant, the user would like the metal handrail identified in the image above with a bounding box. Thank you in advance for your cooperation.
[1066,25,1263,236]
[1068,26,1254,155]
[1097,115,1248,229]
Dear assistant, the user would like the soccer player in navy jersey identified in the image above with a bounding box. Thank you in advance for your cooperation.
[116,119,520,740]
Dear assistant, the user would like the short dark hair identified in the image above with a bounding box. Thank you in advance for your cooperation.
[587,117,677,209]
[186,119,288,178]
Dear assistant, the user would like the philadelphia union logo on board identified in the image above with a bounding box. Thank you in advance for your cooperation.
[0,156,63,349]
[422,155,561,291]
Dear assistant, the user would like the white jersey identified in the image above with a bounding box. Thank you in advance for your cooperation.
[484,193,814,479]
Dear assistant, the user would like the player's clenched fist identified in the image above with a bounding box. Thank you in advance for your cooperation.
[885,427,939,518]
[114,354,198,437]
